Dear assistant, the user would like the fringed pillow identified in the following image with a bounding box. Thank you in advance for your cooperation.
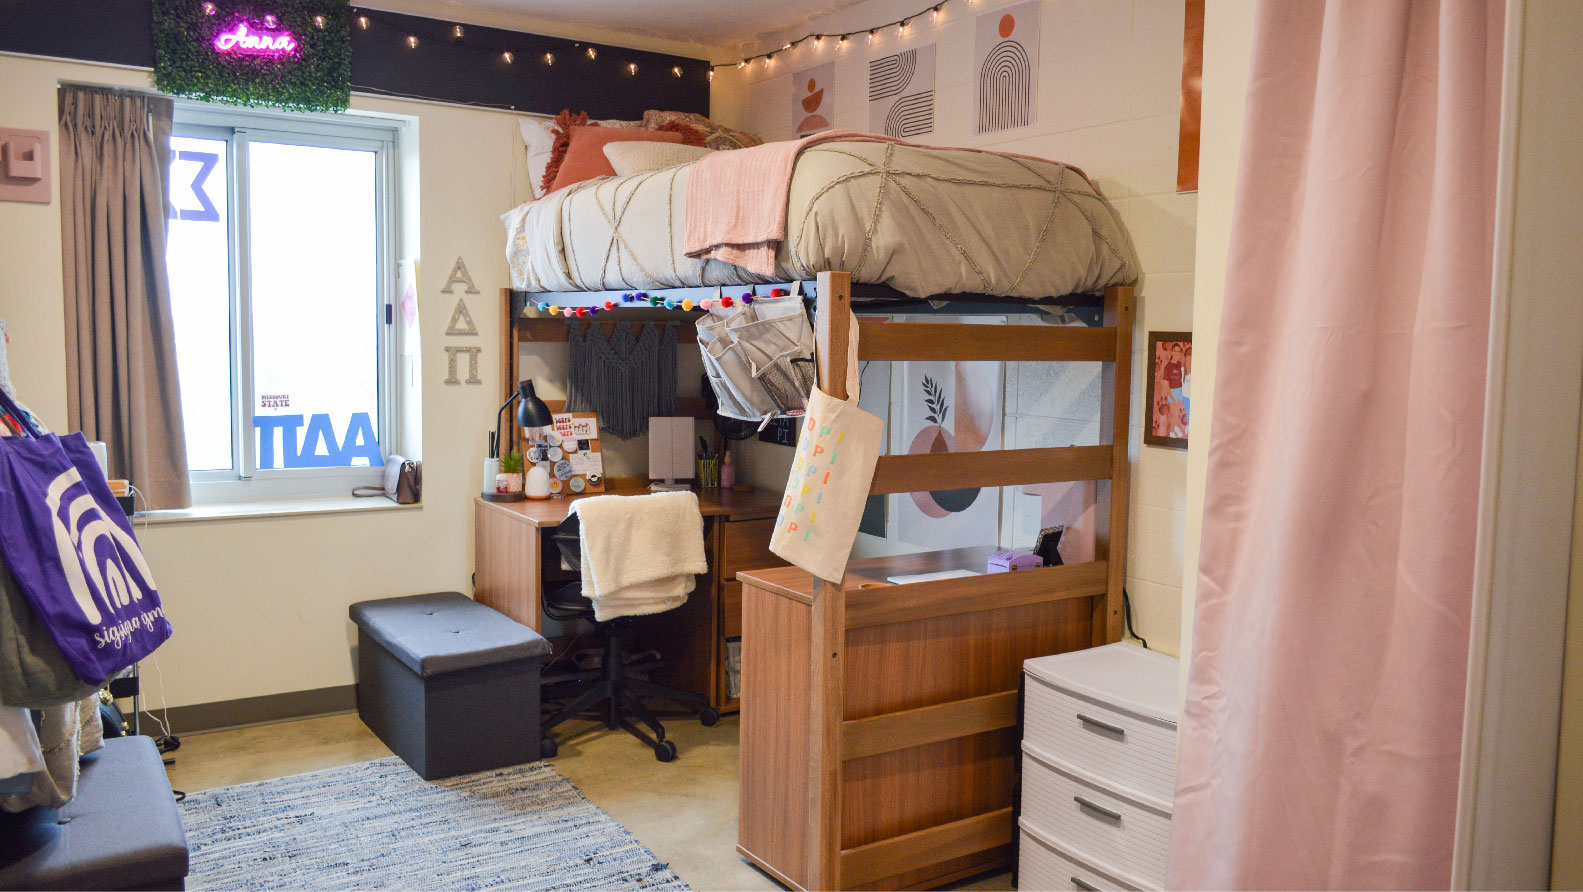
[642,110,763,151]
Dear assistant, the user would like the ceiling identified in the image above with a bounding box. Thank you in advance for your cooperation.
[368,0,868,53]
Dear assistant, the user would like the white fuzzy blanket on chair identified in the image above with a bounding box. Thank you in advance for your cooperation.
[570,491,707,621]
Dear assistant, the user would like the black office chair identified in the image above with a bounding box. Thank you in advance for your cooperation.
[539,511,720,762]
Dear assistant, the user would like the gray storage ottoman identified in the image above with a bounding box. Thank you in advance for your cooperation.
[349,591,551,780]
[0,736,189,891]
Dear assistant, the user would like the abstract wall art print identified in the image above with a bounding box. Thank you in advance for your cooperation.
[974,1,1040,135]
[793,62,835,136]
[896,316,1005,549]
[868,44,935,138]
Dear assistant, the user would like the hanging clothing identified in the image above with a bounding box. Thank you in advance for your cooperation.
[1168,0,1504,888]
[565,322,678,440]
[0,695,103,813]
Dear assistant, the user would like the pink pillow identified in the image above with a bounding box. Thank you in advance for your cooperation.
[548,126,683,193]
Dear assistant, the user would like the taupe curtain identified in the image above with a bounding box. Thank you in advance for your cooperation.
[58,87,190,509]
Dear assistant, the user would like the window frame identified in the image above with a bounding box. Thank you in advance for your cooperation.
[169,103,403,504]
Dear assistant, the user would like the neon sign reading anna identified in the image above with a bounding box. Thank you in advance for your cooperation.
[214,23,298,55]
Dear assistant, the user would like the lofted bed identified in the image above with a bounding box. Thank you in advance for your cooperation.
[501,138,1138,890]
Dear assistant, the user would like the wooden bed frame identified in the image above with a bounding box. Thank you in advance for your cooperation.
[503,271,1135,890]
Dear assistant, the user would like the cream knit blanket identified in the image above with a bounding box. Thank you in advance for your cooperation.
[570,491,707,622]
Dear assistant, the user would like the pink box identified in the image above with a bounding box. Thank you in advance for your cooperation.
[987,550,1044,573]
[0,128,50,204]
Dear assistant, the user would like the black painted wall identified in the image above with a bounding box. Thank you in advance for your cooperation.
[0,1,711,119]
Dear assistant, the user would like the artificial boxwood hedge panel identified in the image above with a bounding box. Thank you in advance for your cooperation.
[152,0,351,112]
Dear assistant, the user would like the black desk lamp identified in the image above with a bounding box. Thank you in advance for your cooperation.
[483,380,554,502]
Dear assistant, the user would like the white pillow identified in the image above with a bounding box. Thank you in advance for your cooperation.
[519,116,647,198]
[518,117,556,199]
[602,142,713,177]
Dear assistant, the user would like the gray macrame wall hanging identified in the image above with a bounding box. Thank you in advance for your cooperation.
[565,322,677,440]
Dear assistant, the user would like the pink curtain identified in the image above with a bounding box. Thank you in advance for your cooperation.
[1168,1,1504,889]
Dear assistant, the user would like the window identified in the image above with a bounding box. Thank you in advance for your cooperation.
[165,105,401,502]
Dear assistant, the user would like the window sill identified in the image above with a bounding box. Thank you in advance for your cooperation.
[134,496,421,526]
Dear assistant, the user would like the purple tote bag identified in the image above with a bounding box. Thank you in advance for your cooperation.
[0,388,171,685]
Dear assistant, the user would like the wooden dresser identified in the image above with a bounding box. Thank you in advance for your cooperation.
[473,486,784,712]
[1018,643,1179,891]
[737,547,1098,890]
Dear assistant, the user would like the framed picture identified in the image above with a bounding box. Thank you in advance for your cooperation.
[1144,331,1192,449]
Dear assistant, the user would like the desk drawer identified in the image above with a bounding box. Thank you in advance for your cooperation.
[720,518,782,579]
[1019,821,1147,892]
[1020,743,1171,889]
[722,581,743,638]
[1024,672,1176,803]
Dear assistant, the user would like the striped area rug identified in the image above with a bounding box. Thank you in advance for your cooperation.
[179,757,689,891]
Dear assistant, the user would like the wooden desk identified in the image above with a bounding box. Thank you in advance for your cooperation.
[474,486,784,712]
[736,547,1097,890]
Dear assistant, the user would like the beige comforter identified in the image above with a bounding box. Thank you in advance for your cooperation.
[504,140,1139,299]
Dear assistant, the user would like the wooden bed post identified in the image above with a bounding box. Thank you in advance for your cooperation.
[809,271,851,890]
[1095,284,1135,645]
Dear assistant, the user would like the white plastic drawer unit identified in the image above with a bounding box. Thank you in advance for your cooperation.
[1022,643,1179,802]
[1019,820,1149,892]
[1021,742,1173,889]
[1019,643,1180,891]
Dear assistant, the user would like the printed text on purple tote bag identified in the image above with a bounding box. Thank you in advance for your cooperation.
[44,464,164,648]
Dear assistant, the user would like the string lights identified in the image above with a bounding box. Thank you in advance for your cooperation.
[714,0,956,72]
[342,9,710,86]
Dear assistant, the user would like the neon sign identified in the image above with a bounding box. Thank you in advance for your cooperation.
[214,22,298,55]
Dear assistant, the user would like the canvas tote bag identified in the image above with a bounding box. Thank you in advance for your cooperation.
[769,311,883,583]
[0,387,171,686]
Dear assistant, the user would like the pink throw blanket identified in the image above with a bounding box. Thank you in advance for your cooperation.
[683,129,1082,276]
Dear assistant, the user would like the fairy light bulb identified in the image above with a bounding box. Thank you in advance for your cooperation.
[542,52,553,65]
[626,62,637,75]
[931,5,941,22]
[837,35,846,47]
[263,14,277,27]
[707,69,714,82]
[782,42,792,51]
[313,14,326,28]
[452,24,463,38]
[201,1,216,13]
[356,15,369,28]
[738,59,746,69]
[867,29,876,43]
[672,65,682,77]
[813,35,822,47]
[502,51,513,63]
[900,18,910,33]
[585,46,597,60]
[406,35,418,48]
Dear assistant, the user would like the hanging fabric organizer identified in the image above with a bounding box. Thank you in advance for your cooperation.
[565,322,678,440]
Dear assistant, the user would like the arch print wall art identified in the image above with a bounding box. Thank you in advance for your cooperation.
[974,1,1040,135]
[793,62,835,136]
[868,44,935,138]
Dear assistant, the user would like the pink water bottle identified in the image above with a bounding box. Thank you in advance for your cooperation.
[720,452,736,489]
